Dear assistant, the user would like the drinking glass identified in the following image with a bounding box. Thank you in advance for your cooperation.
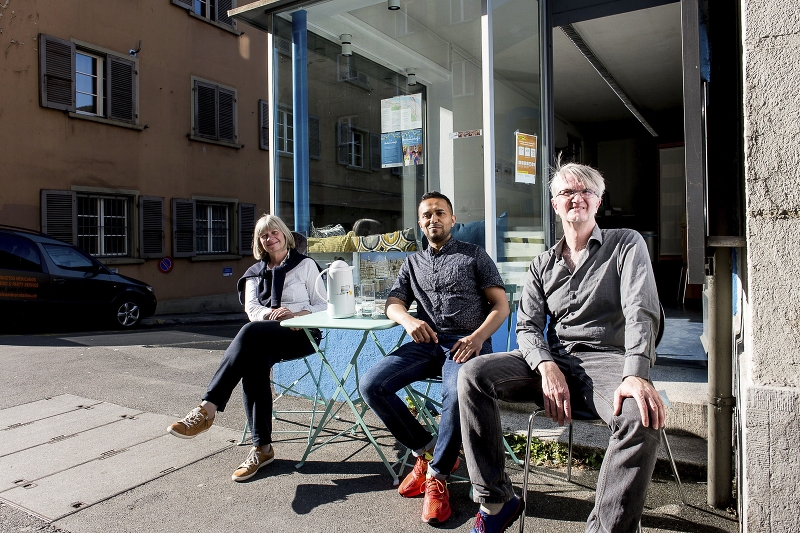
[353,284,363,315]
[361,281,375,318]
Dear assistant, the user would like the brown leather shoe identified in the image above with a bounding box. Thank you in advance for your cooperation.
[231,446,275,482]
[167,406,214,439]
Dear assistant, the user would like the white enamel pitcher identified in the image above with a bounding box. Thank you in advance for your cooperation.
[315,260,355,318]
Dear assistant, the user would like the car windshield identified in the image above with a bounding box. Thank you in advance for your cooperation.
[42,243,95,269]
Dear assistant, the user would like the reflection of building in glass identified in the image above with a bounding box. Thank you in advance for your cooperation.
[359,254,408,297]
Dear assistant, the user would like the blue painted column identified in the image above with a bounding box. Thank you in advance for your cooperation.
[292,10,310,234]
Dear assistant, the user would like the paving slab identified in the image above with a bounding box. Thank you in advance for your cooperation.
[0,395,239,522]
[0,395,101,429]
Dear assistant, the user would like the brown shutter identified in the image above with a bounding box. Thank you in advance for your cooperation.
[41,190,76,244]
[309,115,321,160]
[218,87,236,143]
[194,80,217,138]
[171,0,193,9]
[171,198,196,258]
[139,196,164,259]
[39,34,75,112]
[238,203,256,256]
[216,0,235,27]
[107,55,137,124]
[370,132,381,171]
[259,99,269,150]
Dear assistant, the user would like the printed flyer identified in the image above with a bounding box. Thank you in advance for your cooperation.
[402,129,423,166]
[381,132,404,168]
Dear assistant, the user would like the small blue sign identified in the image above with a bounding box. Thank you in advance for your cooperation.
[158,257,173,274]
[222,267,233,277]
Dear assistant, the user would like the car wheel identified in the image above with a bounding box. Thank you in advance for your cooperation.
[114,299,142,328]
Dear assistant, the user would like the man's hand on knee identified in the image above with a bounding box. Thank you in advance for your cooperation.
[613,376,665,430]
[537,361,571,426]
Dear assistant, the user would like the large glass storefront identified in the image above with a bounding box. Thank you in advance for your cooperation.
[257,0,547,290]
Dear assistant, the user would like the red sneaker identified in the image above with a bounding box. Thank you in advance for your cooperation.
[398,455,430,497]
[398,455,461,498]
[421,477,452,523]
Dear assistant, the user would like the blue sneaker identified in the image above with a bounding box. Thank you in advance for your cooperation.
[470,496,524,533]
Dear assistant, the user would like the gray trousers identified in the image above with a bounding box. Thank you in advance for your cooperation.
[458,349,661,533]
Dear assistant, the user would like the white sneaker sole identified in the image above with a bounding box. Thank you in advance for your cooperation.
[231,456,275,482]
[166,424,210,439]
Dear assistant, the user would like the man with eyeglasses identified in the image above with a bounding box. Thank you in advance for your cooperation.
[458,162,663,533]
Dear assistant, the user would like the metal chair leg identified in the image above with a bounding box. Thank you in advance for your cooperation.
[567,421,574,482]
[519,409,544,533]
[661,428,686,505]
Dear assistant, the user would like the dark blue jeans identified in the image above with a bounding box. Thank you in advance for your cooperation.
[360,334,491,478]
[202,320,316,447]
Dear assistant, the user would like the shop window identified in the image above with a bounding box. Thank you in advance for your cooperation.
[191,77,238,146]
[171,0,236,30]
[261,100,321,159]
[171,199,255,258]
[40,190,164,260]
[38,34,138,125]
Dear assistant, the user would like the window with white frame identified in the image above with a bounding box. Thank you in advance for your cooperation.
[76,195,130,257]
[277,106,294,154]
[337,116,367,169]
[195,202,230,254]
[39,34,138,124]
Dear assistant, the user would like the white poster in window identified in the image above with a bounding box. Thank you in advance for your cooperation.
[515,132,537,184]
[381,94,422,132]
[381,99,401,133]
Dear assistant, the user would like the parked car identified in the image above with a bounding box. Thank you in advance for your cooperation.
[0,225,157,328]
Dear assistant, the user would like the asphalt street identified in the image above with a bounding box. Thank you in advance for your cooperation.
[0,322,738,533]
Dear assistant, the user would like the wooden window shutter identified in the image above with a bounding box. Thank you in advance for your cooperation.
[370,132,381,171]
[238,203,256,256]
[259,99,269,150]
[139,196,164,259]
[171,198,196,258]
[309,115,321,160]
[337,122,350,165]
[171,0,193,9]
[218,87,236,143]
[39,34,75,112]
[107,55,137,124]
[216,0,235,28]
[41,190,76,244]
[194,80,217,138]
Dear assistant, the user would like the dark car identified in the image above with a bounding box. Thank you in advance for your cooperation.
[0,226,157,329]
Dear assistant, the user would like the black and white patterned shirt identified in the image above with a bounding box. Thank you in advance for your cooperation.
[389,238,504,336]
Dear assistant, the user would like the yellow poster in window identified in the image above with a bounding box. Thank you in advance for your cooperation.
[515,132,537,184]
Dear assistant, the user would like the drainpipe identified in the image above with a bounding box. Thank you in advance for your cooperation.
[705,241,738,507]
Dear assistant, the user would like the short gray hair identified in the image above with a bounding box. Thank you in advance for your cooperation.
[549,161,606,199]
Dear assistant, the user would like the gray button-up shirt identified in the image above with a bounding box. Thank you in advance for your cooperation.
[389,238,504,336]
[516,225,660,380]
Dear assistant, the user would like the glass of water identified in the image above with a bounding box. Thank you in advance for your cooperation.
[361,281,375,318]
[353,284,363,316]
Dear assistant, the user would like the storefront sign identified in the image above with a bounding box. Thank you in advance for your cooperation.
[515,132,537,184]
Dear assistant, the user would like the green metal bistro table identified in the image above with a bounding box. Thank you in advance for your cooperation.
[280,311,407,485]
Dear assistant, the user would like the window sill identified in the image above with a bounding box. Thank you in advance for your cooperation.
[68,112,145,131]
[345,164,371,173]
[98,258,145,266]
[187,11,243,35]
[189,254,242,262]
[187,134,243,149]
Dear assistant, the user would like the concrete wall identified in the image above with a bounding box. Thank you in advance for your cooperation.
[0,0,270,312]
[741,2,800,530]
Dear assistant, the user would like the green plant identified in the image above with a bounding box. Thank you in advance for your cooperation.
[503,432,605,469]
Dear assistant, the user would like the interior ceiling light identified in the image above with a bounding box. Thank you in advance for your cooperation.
[388,0,400,9]
[340,34,352,57]
[406,68,416,86]
[561,24,658,137]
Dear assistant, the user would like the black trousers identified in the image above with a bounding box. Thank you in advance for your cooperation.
[202,320,317,446]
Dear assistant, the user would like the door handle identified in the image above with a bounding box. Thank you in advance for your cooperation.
[53,277,66,284]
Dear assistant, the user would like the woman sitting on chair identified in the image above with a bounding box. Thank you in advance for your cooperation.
[167,214,326,481]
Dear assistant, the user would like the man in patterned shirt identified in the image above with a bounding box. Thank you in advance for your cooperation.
[458,162,664,533]
[361,191,509,525]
